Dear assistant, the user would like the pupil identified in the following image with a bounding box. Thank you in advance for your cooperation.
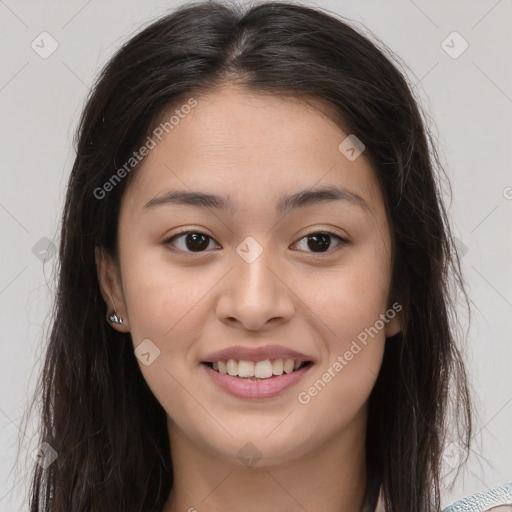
[308,233,330,252]
[186,232,209,252]
[182,233,332,253]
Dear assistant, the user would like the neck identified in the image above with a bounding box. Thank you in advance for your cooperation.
[163,409,368,512]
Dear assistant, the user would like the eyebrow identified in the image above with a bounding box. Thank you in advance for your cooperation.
[143,185,372,216]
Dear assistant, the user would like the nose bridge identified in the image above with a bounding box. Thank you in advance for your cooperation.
[216,235,294,329]
[233,235,279,306]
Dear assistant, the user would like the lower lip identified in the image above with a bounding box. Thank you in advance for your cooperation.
[201,363,313,399]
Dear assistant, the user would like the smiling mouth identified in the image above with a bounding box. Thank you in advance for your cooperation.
[201,359,313,380]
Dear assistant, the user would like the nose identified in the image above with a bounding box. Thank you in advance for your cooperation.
[215,244,295,332]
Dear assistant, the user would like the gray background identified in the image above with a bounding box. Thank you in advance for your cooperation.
[0,0,511,510]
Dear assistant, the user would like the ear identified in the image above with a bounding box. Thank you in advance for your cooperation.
[384,302,402,338]
[95,247,130,332]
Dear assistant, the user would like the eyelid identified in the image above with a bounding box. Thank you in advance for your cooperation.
[163,228,348,255]
[163,228,221,253]
[290,231,347,256]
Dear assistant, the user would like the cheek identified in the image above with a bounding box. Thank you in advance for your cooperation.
[308,256,391,345]
[120,245,207,337]
[297,265,387,428]
[118,250,211,418]
[298,249,390,405]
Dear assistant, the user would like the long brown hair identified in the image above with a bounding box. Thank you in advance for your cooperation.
[19,1,473,510]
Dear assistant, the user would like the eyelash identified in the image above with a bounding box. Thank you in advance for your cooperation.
[163,229,347,257]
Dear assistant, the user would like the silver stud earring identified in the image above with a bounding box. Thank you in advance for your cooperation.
[107,295,124,325]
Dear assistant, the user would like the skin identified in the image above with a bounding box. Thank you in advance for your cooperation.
[96,83,401,512]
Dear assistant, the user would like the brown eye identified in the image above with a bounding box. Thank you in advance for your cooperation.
[294,232,346,254]
[166,231,220,253]
[164,230,346,256]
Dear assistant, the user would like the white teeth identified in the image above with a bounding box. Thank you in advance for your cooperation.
[254,360,273,378]
[238,360,255,378]
[226,359,238,376]
[210,358,306,378]
[218,360,228,375]
[272,359,284,375]
[283,359,295,374]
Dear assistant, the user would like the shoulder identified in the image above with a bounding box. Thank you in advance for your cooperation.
[442,482,512,512]
[372,483,512,511]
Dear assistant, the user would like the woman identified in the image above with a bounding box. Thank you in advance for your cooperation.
[21,1,510,511]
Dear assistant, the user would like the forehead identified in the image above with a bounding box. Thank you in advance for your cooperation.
[121,84,386,221]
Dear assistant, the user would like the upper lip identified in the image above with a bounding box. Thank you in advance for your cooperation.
[202,344,314,363]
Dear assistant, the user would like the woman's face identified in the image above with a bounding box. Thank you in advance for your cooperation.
[97,84,401,466]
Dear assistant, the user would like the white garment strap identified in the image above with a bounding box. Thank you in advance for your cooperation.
[443,482,512,512]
